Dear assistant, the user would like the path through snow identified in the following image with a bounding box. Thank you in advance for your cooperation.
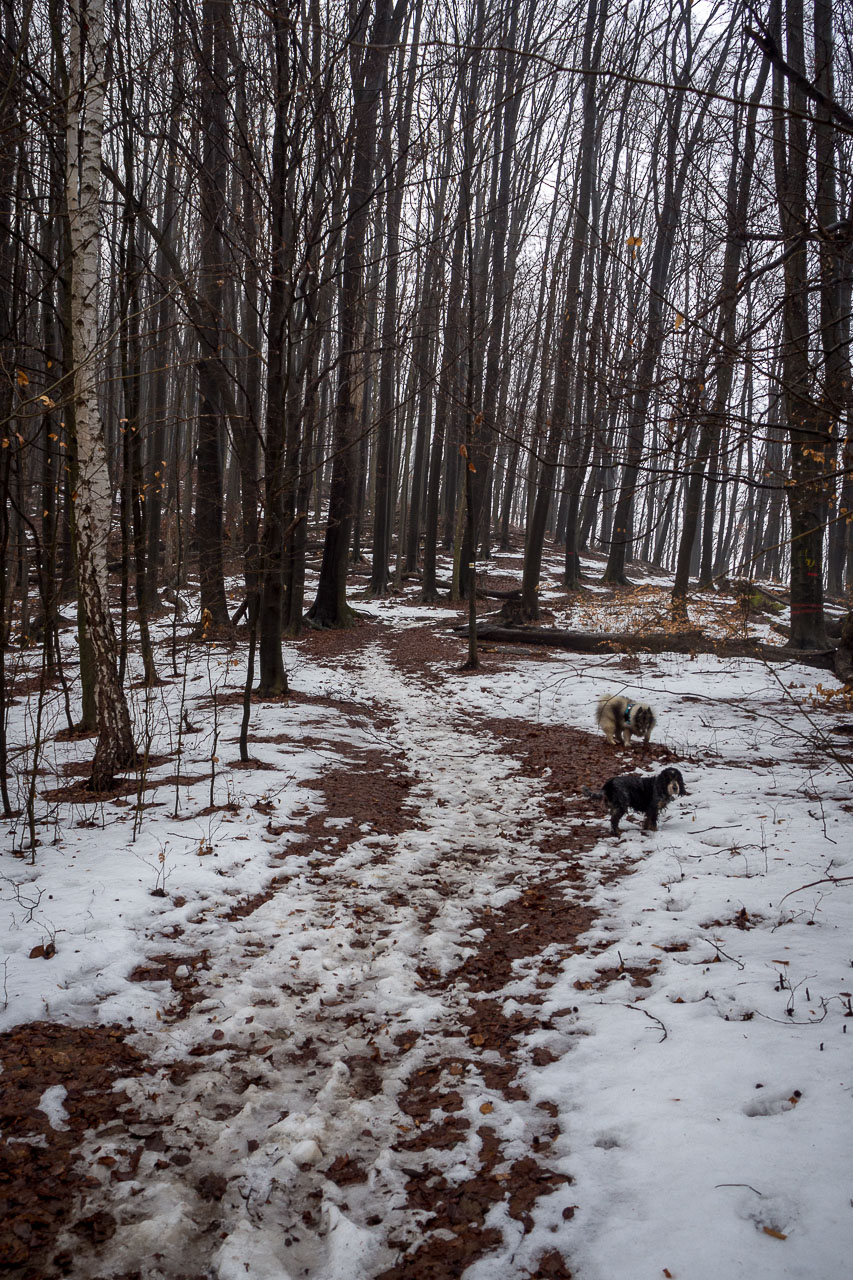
[2,612,852,1280]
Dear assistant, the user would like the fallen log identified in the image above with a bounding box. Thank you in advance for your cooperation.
[434,578,522,600]
[477,587,522,600]
[453,621,838,671]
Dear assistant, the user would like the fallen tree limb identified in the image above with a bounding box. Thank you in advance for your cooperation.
[453,622,838,670]
[434,578,521,600]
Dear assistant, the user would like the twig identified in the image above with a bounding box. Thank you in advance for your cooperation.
[701,937,745,970]
[624,1004,668,1041]
[779,874,853,905]
[802,768,838,845]
[754,1007,828,1026]
[715,1183,763,1196]
[761,662,853,782]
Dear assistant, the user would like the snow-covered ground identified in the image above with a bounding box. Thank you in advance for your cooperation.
[1,564,852,1279]
[448,645,853,1280]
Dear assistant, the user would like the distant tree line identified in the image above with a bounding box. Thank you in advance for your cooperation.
[0,0,851,788]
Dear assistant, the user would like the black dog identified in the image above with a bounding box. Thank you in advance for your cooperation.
[584,767,688,836]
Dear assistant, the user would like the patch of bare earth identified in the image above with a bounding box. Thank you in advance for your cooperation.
[0,1023,150,1278]
[220,734,418,924]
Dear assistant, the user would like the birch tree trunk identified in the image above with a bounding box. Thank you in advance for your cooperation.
[65,0,134,790]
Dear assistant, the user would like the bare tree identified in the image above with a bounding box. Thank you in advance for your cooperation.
[65,0,134,789]
[308,0,407,628]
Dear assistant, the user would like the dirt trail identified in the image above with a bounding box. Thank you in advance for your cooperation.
[2,629,651,1280]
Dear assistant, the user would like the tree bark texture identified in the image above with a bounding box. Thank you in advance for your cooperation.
[309,0,406,627]
[66,0,135,789]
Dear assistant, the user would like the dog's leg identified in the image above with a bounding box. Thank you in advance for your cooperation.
[599,708,617,745]
[609,804,624,835]
[643,804,660,832]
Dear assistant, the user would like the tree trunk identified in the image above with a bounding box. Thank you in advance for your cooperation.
[308,0,406,627]
[423,198,466,601]
[672,55,768,617]
[814,0,852,597]
[194,0,231,629]
[604,13,732,584]
[371,6,421,595]
[66,0,134,790]
[258,4,296,694]
[770,0,829,647]
[522,0,604,616]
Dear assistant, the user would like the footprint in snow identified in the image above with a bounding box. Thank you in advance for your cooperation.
[732,1188,797,1241]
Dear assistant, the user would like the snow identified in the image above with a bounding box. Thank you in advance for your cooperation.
[2,564,852,1277]
[37,1083,70,1131]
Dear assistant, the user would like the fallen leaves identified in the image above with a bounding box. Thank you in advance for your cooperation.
[0,1022,148,1271]
[28,942,56,959]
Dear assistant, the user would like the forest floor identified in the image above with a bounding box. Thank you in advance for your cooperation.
[1,553,853,1280]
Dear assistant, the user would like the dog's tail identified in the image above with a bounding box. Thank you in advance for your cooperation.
[582,784,604,803]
